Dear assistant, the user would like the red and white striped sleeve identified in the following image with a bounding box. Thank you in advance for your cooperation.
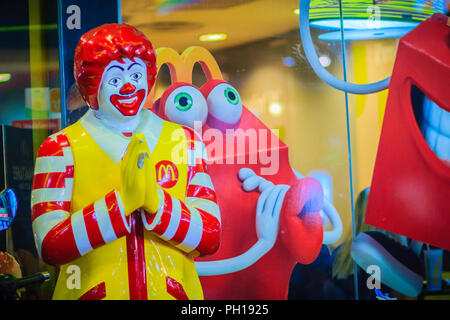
[31,132,130,266]
[141,127,221,256]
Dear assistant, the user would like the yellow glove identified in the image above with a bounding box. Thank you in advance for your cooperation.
[120,133,150,216]
[143,152,160,214]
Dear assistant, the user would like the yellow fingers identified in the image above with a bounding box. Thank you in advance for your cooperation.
[121,134,150,216]
[143,156,160,214]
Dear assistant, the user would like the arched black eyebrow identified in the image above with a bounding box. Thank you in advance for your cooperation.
[107,65,124,72]
[127,62,142,70]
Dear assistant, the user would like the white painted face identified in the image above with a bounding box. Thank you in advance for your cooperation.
[96,57,148,130]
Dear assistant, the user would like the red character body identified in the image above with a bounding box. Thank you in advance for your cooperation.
[366,15,450,251]
[196,104,324,299]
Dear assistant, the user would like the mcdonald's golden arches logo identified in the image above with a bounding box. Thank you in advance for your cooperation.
[146,46,224,107]
[155,160,179,189]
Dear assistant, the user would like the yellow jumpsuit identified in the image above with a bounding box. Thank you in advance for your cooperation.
[48,119,204,299]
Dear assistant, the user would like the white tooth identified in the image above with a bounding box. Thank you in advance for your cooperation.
[424,125,438,150]
[435,132,450,161]
[420,95,450,163]
[427,98,442,130]
[118,96,137,104]
[440,106,450,136]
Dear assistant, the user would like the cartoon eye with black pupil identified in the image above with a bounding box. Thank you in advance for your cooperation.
[224,87,239,105]
[108,77,121,86]
[130,72,142,81]
[174,92,193,111]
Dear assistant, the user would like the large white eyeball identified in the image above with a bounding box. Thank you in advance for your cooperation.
[163,84,208,129]
[206,82,242,124]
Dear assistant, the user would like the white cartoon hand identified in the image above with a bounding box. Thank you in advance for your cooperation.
[238,168,289,246]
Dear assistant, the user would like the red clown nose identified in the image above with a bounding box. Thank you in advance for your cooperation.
[119,83,136,95]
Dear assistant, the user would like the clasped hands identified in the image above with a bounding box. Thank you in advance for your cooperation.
[120,133,160,216]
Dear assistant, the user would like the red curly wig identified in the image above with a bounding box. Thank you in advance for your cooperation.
[74,23,157,110]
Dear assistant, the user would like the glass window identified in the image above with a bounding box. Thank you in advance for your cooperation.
[0,0,447,301]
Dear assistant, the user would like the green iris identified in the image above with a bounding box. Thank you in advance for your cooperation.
[174,92,193,111]
[224,87,239,105]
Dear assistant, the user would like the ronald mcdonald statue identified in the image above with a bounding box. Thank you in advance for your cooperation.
[30,24,221,300]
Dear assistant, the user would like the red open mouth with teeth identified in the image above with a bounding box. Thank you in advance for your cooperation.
[110,89,146,116]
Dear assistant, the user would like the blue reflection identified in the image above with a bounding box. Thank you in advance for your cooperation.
[0,188,18,231]
[310,19,419,30]
[283,57,296,67]
[318,27,414,41]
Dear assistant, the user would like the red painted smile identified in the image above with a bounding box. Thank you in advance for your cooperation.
[110,89,146,116]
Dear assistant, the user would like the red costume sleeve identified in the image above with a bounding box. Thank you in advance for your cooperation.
[141,127,221,256]
[31,132,130,266]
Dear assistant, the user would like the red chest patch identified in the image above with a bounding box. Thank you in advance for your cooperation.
[155,160,179,189]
